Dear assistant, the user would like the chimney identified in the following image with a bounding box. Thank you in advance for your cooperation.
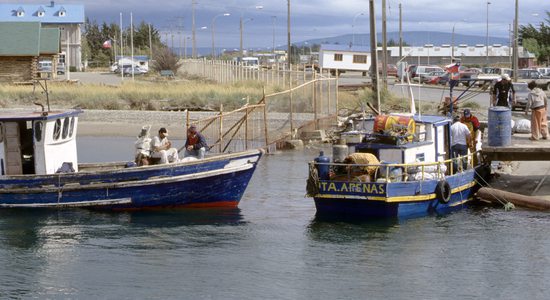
[50,1,55,7]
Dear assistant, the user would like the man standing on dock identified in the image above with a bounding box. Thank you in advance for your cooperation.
[492,74,515,107]
[526,81,548,141]
[451,116,471,171]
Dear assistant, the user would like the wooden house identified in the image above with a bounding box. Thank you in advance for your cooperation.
[0,22,60,83]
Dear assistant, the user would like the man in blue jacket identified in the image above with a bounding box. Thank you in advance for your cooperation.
[184,124,208,159]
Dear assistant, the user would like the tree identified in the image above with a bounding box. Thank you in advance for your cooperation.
[152,47,182,74]
[519,11,550,65]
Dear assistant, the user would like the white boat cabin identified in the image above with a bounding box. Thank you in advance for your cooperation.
[349,114,451,164]
[0,109,81,176]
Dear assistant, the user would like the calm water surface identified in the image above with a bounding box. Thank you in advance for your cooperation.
[0,137,549,299]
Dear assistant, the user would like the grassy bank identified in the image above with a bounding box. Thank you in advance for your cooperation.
[0,80,271,111]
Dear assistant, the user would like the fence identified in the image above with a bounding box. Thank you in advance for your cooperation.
[181,59,339,153]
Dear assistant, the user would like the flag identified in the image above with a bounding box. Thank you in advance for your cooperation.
[102,40,112,49]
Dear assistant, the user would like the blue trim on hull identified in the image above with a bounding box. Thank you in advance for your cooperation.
[314,186,475,219]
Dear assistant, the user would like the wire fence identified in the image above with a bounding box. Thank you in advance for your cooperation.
[181,59,339,153]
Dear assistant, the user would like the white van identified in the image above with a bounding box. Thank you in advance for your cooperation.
[241,57,259,69]
[38,60,52,73]
[536,67,550,76]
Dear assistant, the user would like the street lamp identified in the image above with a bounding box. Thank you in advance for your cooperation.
[352,12,365,46]
[240,17,254,60]
[485,1,491,65]
[211,13,230,59]
[271,16,277,55]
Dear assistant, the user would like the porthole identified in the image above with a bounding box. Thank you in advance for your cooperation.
[34,121,43,142]
[69,117,75,137]
[62,117,70,139]
[53,119,61,140]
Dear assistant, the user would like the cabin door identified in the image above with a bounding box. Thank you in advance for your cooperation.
[3,122,22,175]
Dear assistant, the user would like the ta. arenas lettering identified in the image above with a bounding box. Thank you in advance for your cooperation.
[319,182,386,194]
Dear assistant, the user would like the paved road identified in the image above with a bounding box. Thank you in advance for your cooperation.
[58,72,122,85]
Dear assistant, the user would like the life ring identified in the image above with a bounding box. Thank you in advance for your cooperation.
[435,180,451,204]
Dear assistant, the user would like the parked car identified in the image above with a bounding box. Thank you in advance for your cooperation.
[38,60,52,73]
[122,66,147,76]
[536,67,550,76]
[57,63,65,75]
[511,82,530,111]
[422,70,446,84]
[378,64,398,77]
[411,65,444,82]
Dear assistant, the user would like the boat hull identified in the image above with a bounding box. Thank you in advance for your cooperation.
[313,167,483,219]
[0,150,262,210]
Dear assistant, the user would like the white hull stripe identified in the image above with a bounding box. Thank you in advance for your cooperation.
[0,198,132,208]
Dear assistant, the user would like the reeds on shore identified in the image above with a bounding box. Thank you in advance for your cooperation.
[0,80,272,111]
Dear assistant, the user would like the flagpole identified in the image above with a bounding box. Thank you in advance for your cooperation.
[120,12,124,80]
[131,12,135,81]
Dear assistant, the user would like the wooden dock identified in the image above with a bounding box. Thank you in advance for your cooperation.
[481,132,550,161]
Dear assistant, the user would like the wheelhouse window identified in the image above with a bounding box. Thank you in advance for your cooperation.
[62,117,70,139]
[353,55,367,64]
[34,121,43,142]
[53,119,61,141]
[0,123,3,143]
[334,53,343,61]
[69,117,75,137]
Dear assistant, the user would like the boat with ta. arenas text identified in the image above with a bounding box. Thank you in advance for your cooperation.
[306,112,490,219]
[0,108,262,209]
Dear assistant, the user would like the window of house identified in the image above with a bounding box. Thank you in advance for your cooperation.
[16,8,25,17]
[53,119,61,141]
[38,11,44,17]
[59,8,66,17]
[353,55,367,64]
[334,53,343,61]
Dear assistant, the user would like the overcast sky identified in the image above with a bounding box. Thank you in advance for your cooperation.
[17,0,548,50]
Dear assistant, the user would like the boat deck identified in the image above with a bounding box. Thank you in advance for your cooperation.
[481,132,550,161]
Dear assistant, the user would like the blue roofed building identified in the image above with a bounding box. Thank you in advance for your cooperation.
[0,1,85,71]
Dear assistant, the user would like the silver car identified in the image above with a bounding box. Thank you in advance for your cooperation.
[511,82,529,111]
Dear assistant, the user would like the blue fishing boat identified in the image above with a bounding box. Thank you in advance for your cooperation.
[0,109,262,209]
[307,113,490,219]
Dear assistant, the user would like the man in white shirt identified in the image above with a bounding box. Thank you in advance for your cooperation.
[151,127,179,164]
[451,116,471,171]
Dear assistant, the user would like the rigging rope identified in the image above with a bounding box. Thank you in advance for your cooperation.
[473,168,515,211]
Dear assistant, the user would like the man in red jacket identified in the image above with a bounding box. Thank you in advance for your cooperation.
[460,109,480,164]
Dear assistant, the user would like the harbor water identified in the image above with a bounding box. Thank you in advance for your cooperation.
[1,136,550,299]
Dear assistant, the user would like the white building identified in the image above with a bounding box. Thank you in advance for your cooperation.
[319,44,371,74]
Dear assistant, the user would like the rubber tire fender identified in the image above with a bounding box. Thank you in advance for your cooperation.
[435,180,451,204]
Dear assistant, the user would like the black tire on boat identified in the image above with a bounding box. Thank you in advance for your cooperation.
[435,180,451,204]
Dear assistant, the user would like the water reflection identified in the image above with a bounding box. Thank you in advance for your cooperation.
[307,216,400,243]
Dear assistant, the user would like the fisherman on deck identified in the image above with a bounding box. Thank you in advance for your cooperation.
[451,115,472,172]
[151,127,179,164]
[184,124,208,159]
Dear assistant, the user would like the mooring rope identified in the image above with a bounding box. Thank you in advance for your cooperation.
[474,168,515,211]
[306,163,320,197]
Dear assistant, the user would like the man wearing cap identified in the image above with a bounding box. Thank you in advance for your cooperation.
[460,109,480,164]
[492,74,515,107]
[184,124,208,159]
[151,127,179,164]
[451,115,472,172]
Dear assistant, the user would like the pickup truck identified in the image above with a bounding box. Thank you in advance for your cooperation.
[516,69,550,90]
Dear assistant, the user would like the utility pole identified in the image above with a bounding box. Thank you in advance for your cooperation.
[399,2,403,59]
[512,0,518,82]
[192,0,197,58]
[369,0,380,111]
[148,23,153,60]
[381,0,388,89]
[287,0,291,71]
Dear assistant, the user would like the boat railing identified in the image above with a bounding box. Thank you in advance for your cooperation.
[310,151,480,182]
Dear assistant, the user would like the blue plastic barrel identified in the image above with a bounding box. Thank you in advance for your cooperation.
[487,106,512,147]
[314,151,331,180]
